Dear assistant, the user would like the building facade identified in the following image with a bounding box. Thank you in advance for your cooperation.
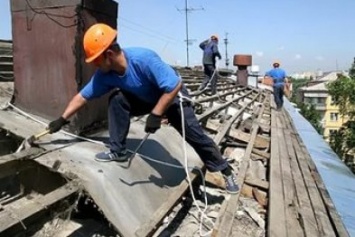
[300,71,348,140]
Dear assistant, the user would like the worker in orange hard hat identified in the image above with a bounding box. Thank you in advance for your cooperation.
[265,60,288,110]
[198,34,222,95]
[83,23,117,64]
[47,23,239,194]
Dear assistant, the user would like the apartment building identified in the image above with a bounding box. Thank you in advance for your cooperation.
[299,71,348,140]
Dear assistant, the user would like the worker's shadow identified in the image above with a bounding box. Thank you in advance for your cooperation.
[117,138,189,188]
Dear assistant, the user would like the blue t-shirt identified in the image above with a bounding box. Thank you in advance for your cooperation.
[265,68,286,87]
[80,47,180,104]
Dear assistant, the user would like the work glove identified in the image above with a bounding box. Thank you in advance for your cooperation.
[145,113,162,133]
[48,117,69,134]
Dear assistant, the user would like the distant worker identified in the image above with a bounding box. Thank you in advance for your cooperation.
[47,23,239,194]
[198,35,222,95]
[265,61,288,110]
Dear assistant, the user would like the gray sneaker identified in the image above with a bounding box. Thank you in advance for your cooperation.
[95,150,130,162]
[223,173,239,194]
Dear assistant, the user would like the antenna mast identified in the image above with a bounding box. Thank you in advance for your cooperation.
[224,32,229,68]
[178,0,204,67]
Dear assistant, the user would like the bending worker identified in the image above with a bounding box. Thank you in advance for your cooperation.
[47,23,239,194]
[265,61,288,110]
[198,35,221,95]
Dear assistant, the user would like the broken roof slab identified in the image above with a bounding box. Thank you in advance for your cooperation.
[0,108,203,236]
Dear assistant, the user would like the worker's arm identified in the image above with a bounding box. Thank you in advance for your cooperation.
[151,81,182,116]
[145,81,182,134]
[199,40,208,50]
[62,93,87,119]
[212,44,222,60]
[48,93,87,133]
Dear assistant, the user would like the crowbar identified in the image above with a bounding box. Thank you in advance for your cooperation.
[121,132,150,169]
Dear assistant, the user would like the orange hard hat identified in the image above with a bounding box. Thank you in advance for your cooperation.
[211,34,219,41]
[83,23,117,63]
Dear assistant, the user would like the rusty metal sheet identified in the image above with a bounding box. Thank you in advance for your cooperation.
[11,0,118,133]
[11,0,118,18]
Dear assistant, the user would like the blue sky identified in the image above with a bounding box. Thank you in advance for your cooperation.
[1,0,355,74]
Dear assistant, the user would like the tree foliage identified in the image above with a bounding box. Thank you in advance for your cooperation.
[298,103,323,134]
[329,121,355,158]
[288,78,322,133]
[289,78,309,103]
[349,58,355,78]
[327,75,355,119]
[327,68,355,169]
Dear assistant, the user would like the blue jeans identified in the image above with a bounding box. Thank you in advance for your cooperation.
[107,88,228,172]
[273,85,284,109]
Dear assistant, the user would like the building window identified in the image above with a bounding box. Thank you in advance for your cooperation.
[317,97,325,104]
[330,113,339,122]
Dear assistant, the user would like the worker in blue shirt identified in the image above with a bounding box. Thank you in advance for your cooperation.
[198,35,222,95]
[47,23,239,194]
[265,61,288,110]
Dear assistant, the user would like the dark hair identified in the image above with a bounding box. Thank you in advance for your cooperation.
[108,42,121,53]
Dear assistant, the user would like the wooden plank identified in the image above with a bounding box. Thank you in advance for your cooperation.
[0,148,44,179]
[281,113,319,237]
[277,114,304,237]
[213,92,260,144]
[252,148,270,159]
[290,136,320,236]
[135,173,201,237]
[205,122,269,149]
[251,153,266,161]
[284,113,349,237]
[244,178,269,190]
[196,91,253,121]
[283,112,349,236]
[0,182,79,235]
[252,188,268,207]
[205,171,225,189]
[0,147,43,165]
[212,104,265,237]
[267,100,287,237]
[291,135,336,236]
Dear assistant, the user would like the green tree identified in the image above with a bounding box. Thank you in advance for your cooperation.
[349,57,355,78]
[286,77,323,133]
[298,103,323,134]
[329,122,355,159]
[289,77,310,103]
[327,75,355,118]
[327,72,355,171]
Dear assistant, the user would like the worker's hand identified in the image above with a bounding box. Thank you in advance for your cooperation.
[145,113,162,133]
[48,117,69,134]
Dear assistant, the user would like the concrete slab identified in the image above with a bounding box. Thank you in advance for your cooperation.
[0,108,203,236]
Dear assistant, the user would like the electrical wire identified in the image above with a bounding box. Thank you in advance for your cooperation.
[25,0,79,28]
[119,17,180,43]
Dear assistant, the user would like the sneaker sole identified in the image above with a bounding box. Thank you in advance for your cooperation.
[94,158,115,162]
[95,157,130,162]
[226,189,239,195]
